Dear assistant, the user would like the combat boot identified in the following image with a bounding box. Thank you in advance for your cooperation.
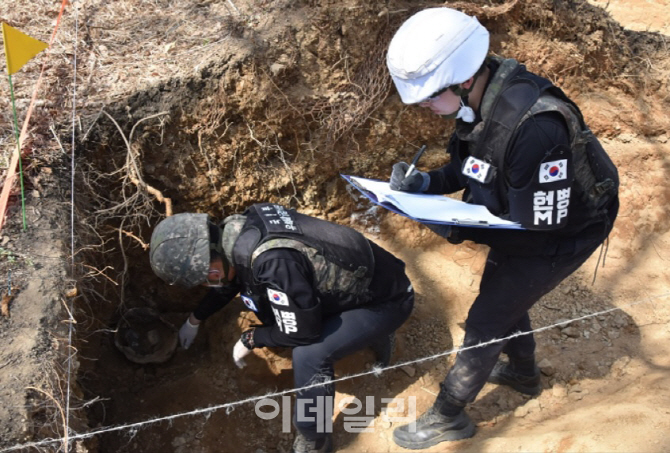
[487,359,541,396]
[393,403,475,450]
[291,432,333,453]
[369,332,396,368]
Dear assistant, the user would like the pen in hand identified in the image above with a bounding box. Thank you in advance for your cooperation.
[405,145,428,178]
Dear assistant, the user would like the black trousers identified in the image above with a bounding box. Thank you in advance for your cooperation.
[442,234,608,404]
[291,287,414,439]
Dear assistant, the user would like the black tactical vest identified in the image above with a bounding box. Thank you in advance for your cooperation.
[232,203,375,315]
[454,58,618,232]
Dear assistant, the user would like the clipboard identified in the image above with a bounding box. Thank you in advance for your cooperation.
[343,174,523,229]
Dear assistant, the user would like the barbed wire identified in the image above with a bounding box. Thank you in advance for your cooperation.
[2,290,667,453]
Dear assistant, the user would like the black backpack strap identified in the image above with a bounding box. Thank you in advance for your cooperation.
[472,77,541,212]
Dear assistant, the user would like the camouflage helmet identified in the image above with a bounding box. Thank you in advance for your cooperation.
[150,213,212,287]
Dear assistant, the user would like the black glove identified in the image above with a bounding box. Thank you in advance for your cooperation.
[426,224,464,244]
[390,162,429,192]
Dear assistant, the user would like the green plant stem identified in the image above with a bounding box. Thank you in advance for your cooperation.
[7,74,27,230]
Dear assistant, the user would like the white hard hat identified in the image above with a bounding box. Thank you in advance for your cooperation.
[387,7,490,104]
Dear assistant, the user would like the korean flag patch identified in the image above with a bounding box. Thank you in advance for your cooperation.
[241,295,259,312]
[267,288,289,306]
[539,159,568,183]
[462,156,492,183]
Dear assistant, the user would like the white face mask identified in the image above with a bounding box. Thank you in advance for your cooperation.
[441,99,476,122]
[456,100,476,122]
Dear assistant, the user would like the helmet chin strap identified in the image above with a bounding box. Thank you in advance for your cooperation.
[208,222,230,285]
[442,62,486,123]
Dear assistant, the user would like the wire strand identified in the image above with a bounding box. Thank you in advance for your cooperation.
[1,290,667,453]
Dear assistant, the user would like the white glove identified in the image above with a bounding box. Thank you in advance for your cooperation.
[178,318,200,349]
[233,339,252,368]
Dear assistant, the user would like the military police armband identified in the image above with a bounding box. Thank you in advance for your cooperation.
[508,144,573,230]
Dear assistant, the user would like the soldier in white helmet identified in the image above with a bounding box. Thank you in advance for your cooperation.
[149,203,414,453]
[386,7,618,449]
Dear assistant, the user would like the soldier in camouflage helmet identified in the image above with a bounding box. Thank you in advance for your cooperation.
[384,7,619,449]
[150,213,212,287]
[149,203,414,453]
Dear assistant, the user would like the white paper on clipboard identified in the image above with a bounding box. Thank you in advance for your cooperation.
[343,175,523,229]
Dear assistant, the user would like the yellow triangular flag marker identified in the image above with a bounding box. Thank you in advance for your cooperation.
[2,23,48,75]
[1,23,49,230]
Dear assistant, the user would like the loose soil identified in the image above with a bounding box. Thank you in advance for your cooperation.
[0,1,669,452]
